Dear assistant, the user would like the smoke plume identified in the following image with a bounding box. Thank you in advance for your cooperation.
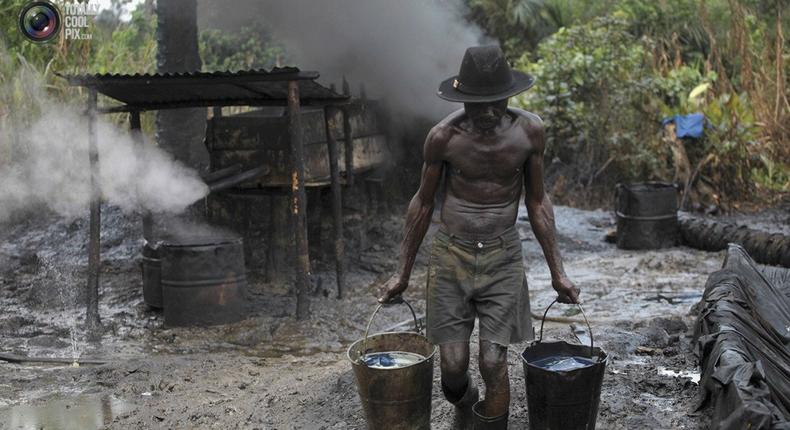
[199,0,491,119]
[0,74,208,221]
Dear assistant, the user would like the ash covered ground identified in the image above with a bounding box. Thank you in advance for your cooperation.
[2,202,770,429]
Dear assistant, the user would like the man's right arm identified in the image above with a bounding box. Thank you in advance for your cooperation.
[378,126,447,303]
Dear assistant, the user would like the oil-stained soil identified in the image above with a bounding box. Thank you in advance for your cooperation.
[4,202,776,429]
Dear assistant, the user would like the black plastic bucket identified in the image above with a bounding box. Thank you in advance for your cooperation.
[521,300,607,430]
[347,299,437,430]
[615,181,679,250]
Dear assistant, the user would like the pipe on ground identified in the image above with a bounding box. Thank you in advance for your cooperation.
[679,215,790,268]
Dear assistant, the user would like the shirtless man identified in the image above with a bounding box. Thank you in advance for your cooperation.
[379,46,580,429]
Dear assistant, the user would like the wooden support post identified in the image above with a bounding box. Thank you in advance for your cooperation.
[342,106,354,187]
[307,187,323,258]
[129,111,153,243]
[86,89,102,336]
[324,106,346,298]
[288,80,311,319]
[341,79,354,186]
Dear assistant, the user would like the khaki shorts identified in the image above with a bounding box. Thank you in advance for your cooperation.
[425,226,533,346]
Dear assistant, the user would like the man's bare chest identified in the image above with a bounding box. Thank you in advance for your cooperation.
[443,130,533,182]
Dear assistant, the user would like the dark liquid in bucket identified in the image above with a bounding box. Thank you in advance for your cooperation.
[363,351,425,369]
[531,355,596,371]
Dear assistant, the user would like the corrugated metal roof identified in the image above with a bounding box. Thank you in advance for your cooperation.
[57,67,348,112]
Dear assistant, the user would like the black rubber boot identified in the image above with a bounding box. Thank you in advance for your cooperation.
[442,378,479,430]
[472,400,509,429]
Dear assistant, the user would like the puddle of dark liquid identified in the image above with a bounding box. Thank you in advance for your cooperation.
[0,395,131,430]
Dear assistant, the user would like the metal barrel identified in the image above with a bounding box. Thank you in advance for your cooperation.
[141,243,163,309]
[160,236,247,327]
[521,300,608,430]
[615,181,679,250]
[347,301,437,430]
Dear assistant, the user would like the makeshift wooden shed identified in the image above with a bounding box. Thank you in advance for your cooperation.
[60,67,379,323]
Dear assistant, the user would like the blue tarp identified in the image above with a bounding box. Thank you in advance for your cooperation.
[662,113,706,138]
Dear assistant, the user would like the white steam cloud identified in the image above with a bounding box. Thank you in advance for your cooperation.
[0,103,209,221]
[199,0,491,119]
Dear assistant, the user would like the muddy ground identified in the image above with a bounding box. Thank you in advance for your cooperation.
[3,202,782,429]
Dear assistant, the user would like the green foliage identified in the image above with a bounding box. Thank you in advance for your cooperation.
[0,0,63,73]
[752,154,790,192]
[656,73,778,194]
[699,92,757,191]
[506,1,789,203]
[514,17,665,182]
[0,0,785,204]
[200,26,286,72]
[614,0,715,63]
[0,1,288,157]
[465,0,612,56]
[0,0,160,163]
[653,66,716,114]
[0,1,157,107]
[90,5,157,75]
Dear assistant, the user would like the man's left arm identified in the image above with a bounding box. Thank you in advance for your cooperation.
[523,120,580,304]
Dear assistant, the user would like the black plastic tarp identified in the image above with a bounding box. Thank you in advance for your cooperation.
[694,244,790,429]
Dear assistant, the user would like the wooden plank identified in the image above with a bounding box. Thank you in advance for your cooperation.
[209,134,388,187]
[288,80,311,320]
[325,100,380,139]
[324,106,346,298]
[211,110,326,150]
[342,106,354,186]
[209,102,380,151]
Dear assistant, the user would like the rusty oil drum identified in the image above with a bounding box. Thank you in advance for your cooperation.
[347,299,437,430]
[160,235,247,327]
[615,181,679,250]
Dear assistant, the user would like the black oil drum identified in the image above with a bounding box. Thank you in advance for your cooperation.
[141,243,163,309]
[160,235,247,327]
[615,182,679,250]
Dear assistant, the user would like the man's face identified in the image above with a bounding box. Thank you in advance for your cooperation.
[464,99,509,131]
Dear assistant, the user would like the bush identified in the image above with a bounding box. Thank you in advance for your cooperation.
[200,26,286,72]
[514,17,666,187]
[512,14,786,206]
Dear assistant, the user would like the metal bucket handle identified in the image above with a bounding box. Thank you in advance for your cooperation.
[537,299,595,358]
[360,297,419,361]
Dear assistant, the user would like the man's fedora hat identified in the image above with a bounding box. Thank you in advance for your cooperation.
[438,45,535,103]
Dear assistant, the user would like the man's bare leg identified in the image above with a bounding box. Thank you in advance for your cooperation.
[440,342,478,429]
[479,340,510,416]
[440,342,470,394]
